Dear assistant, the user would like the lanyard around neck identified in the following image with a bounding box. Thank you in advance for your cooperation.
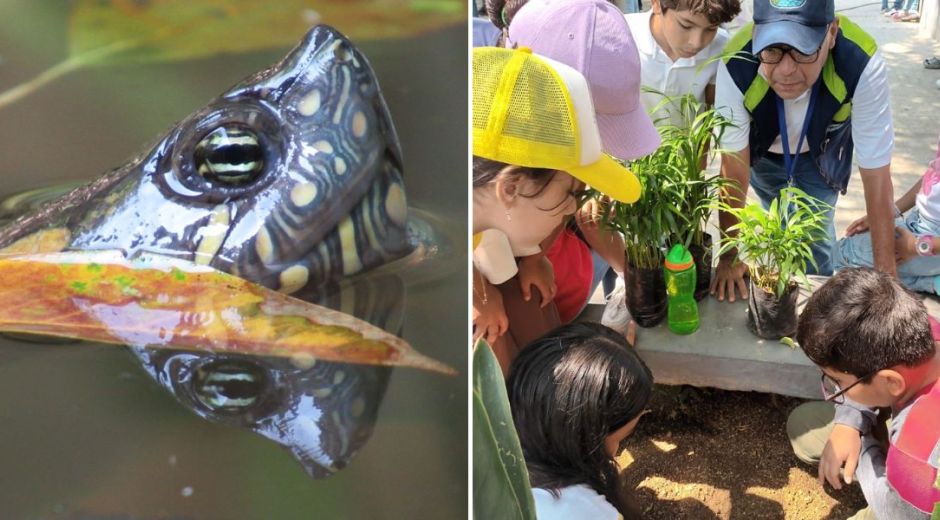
[775,81,820,185]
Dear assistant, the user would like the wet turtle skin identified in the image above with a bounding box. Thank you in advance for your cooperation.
[0,25,417,479]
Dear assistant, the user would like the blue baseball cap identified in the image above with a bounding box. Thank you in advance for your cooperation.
[753,0,835,56]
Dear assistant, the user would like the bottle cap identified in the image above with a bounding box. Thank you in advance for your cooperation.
[664,244,694,271]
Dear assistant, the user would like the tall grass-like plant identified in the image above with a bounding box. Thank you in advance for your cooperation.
[603,151,687,270]
[651,93,735,249]
[603,93,733,268]
[717,187,830,297]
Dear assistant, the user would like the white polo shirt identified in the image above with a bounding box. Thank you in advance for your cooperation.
[714,48,894,169]
[625,10,730,125]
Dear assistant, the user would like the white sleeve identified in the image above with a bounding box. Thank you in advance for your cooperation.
[714,59,751,153]
[851,49,894,169]
[472,229,518,285]
[707,30,730,86]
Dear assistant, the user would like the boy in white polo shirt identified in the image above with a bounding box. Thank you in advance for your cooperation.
[626,0,742,124]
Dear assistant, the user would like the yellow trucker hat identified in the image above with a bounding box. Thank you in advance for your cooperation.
[472,47,641,203]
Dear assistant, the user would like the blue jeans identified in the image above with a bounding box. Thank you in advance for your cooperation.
[883,0,902,9]
[834,209,940,294]
[750,153,838,276]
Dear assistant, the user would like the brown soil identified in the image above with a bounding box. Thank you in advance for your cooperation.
[617,386,867,519]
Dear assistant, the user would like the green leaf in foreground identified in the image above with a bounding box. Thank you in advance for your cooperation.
[473,339,536,520]
[0,250,454,375]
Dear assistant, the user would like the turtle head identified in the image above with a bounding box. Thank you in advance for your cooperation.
[33,25,412,296]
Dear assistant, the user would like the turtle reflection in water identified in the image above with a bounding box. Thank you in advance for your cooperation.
[0,25,439,478]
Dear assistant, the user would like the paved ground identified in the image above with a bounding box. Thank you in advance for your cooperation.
[832,0,940,232]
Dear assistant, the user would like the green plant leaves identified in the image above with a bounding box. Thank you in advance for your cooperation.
[472,339,536,520]
[603,95,733,268]
[717,187,830,297]
[68,0,467,66]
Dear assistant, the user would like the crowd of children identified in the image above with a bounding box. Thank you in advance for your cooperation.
[472,0,940,518]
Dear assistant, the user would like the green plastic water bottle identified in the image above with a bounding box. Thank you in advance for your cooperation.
[665,244,699,335]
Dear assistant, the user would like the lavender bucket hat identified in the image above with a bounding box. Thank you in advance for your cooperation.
[507,0,661,161]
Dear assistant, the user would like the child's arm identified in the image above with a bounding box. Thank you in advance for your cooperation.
[819,399,878,490]
[854,436,931,519]
[517,253,556,308]
[472,264,508,345]
[576,198,625,274]
[845,178,920,236]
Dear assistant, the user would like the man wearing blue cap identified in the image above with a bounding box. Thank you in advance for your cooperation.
[711,0,897,302]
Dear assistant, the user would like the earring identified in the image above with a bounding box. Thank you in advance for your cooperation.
[505,209,512,222]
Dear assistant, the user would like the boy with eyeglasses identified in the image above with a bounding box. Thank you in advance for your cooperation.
[787,267,940,519]
[710,0,897,303]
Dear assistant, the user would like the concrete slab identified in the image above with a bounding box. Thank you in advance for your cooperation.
[581,277,940,400]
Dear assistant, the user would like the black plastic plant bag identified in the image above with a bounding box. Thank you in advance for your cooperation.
[688,234,713,302]
[747,278,799,340]
[623,262,667,328]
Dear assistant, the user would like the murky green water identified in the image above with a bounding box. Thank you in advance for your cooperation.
[0,2,467,518]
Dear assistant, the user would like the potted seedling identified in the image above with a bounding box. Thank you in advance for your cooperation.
[603,149,688,327]
[717,187,829,339]
[647,91,734,301]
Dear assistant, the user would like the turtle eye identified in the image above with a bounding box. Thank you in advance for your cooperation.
[192,360,269,414]
[194,126,265,185]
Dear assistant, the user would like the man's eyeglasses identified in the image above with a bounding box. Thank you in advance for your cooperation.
[757,25,831,65]
[757,45,822,65]
[820,370,877,404]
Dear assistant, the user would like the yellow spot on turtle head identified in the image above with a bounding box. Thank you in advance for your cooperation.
[334,157,347,176]
[194,204,230,265]
[313,141,334,154]
[290,183,318,207]
[278,264,310,294]
[290,352,317,370]
[385,183,407,227]
[333,370,346,385]
[255,226,274,264]
[297,89,321,117]
[351,396,366,418]
[351,111,368,138]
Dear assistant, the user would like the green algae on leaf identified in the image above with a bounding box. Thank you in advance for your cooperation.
[0,250,454,375]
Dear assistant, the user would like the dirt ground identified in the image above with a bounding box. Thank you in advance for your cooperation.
[616,386,867,519]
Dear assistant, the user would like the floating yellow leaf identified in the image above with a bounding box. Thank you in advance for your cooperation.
[69,0,467,65]
[0,250,455,375]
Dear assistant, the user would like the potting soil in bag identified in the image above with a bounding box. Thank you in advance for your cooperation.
[624,263,667,328]
[688,237,713,302]
[747,279,799,340]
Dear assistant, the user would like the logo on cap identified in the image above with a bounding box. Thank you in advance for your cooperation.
[770,0,806,8]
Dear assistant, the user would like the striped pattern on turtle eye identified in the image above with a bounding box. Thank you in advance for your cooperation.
[194,126,264,185]
[192,360,268,414]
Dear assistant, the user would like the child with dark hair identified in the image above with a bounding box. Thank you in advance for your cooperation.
[787,267,940,519]
[626,0,741,124]
[507,321,654,519]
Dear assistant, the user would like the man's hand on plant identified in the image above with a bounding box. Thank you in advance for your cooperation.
[819,424,862,490]
[894,226,917,265]
[844,215,870,237]
[472,285,508,346]
[518,254,556,308]
[710,256,749,302]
